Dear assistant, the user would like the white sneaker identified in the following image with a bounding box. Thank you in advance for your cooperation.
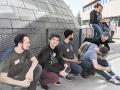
[109,78,120,85]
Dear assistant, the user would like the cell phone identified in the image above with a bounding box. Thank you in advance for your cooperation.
[65,67,71,73]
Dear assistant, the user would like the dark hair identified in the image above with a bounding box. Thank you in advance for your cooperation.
[64,29,73,38]
[49,34,60,40]
[14,33,28,46]
[94,3,103,8]
[99,46,108,55]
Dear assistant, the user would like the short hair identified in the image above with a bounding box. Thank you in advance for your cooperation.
[64,29,73,38]
[94,3,103,8]
[102,32,110,37]
[49,34,60,40]
[99,46,109,55]
[14,33,28,46]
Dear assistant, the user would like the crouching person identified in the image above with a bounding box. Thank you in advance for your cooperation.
[0,34,42,90]
[37,34,69,90]
[78,42,120,85]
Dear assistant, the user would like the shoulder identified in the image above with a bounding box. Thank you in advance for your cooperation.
[90,10,95,13]
[39,45,49,54]
[1,48,14,60]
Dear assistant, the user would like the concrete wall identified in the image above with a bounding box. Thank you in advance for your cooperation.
[0,0,80,56]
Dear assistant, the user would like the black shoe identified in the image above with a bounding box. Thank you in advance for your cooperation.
[81,72,88,78]
[41,85,49,90]
[55,81,61,85]
[66,74,74,80]
[115,76,120,81]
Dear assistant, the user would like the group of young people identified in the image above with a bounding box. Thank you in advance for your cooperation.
[0,29,120,90]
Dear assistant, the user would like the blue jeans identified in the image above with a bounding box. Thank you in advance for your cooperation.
[70,63,83,75]
[100,23,110,32]
[92,24,103,37]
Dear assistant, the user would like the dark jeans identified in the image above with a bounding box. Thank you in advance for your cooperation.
[40,69,59,85]
[70,63,83,75]
[81,59,115,80]
[92,24,103,37]
[100,23,110,32]
[0,64,42,90]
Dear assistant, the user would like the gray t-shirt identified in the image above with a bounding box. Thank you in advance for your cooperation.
[83,43,97,62]
[0,48,34,77]
[59,41,75,59]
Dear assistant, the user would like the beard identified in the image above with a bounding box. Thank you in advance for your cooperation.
[22,45,29,50]
[69,37,73,41]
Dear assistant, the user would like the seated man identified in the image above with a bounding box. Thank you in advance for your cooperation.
[78,42,120,85]
[84,32,110,50]
[0,34,42,90]
[37,34,69,90]
[59,29,83,78]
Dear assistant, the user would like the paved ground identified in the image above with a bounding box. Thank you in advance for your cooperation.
[37,39,120,90]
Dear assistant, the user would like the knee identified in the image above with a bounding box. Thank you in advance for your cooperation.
[34,64,42,78]
[77,66,83,74]
[49,73,59,83]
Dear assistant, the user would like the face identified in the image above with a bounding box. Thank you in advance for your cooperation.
[21,36,30,50]
[98,6,103,12]
[50,37,59,48]
[101,35,109,42]
[69,33,74,41]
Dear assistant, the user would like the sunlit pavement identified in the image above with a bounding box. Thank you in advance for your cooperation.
[37,39,120,90]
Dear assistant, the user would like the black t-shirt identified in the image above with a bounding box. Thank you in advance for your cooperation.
[0,48,34,77]
[37,45,64,74]
[90,10,101,24]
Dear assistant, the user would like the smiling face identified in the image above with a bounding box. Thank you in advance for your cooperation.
[101,35,109,42]
[49,37,60,49]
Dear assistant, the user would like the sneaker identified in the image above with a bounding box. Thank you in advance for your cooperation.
[55,81,61,85]
[41,85,49,90]
[109,78,120,85]
[81,72,88,78]
[115,76,120,81]
[66,74,74,80]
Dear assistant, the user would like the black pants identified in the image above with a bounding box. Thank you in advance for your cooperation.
[81,58,115,80]
[1,64,42,90]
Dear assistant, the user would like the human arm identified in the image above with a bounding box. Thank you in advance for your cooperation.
[0,73,30,87]
[92,59,111,72]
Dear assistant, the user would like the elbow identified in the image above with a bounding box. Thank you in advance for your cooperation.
[36,59,38,64]
[93,64,99,70]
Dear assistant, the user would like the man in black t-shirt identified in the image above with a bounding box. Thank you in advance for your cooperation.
[37,34,69,90]
[0,34,42,90]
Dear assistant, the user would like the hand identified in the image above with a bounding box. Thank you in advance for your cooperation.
[64,63,68,69]
[59,70,68,77]
[25,70,33,82]
[72,59,81,64]
[19,80,30,87]
[105,67,112,72]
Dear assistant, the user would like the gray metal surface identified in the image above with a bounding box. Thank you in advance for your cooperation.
[0,0,80,56]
